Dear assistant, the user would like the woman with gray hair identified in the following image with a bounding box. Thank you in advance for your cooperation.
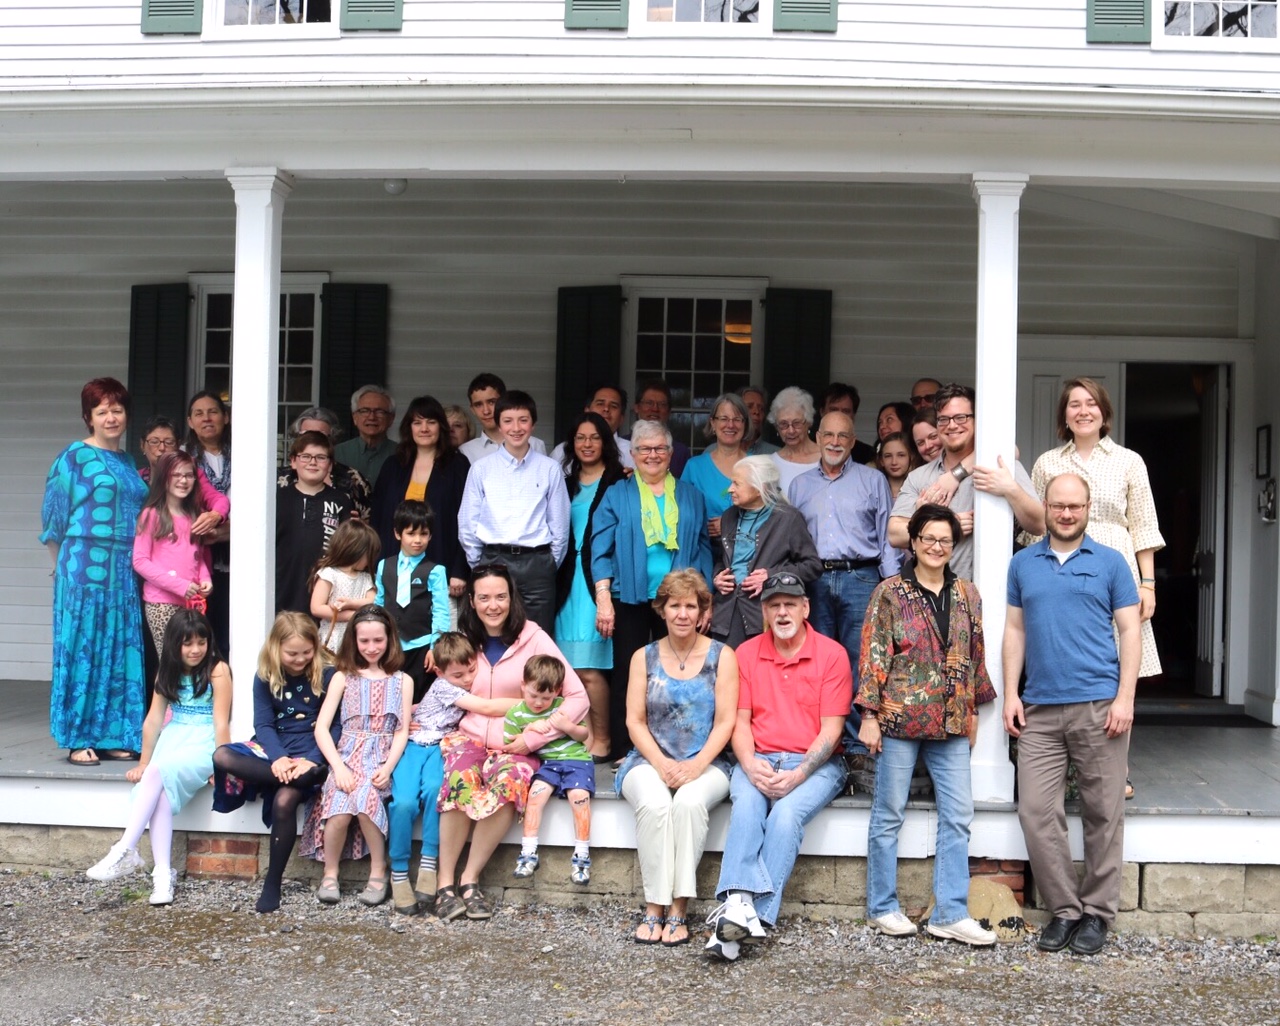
[680,392,752,540]
[767,386,821,494]
[710,455,822,646]
[279,406,372,520]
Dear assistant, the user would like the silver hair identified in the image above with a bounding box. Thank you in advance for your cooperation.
[349,384,396,415]
[289,406,344,442]
[630,419,673,449]
[703,392,753,442]
[767,386,816,428]
[735,454,786,509]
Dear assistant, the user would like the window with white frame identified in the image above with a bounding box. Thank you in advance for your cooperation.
[1164,2,1276,36]
[622,277,767,454]
[648,0,760,21]
[190,273,329,457]
[208,0,338,37]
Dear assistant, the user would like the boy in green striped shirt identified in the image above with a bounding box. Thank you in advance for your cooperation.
[504,654,595,884]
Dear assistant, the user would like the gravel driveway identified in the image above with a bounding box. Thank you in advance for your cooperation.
[2,870,1277,1026]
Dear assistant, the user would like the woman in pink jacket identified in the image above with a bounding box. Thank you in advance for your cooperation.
[434,564,589,921]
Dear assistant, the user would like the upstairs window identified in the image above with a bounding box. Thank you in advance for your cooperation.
[224,0,331,25]
[1164,2,1276,37]
[647,1,759,22]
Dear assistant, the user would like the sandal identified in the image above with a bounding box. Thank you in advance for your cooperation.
[67,748,100,766]
[99,749,140,762]
[316,876,340,904]
[459,881,493,920]
[435,885,466,922]
[662,916,690,947]
[1125,779,1135,801]
[634,914,665,945]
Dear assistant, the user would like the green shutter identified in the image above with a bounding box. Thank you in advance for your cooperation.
[128,283,191,459]
[1086,0,1149,43]
[762,288,832,414]
[140,0,203,35]
[555,285,623,443]
[774,0,838,32]
[320,284,389,435]
[341,0,403,31]
[565,0,628,30]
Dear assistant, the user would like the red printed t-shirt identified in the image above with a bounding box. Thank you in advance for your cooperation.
[736,624,853,754]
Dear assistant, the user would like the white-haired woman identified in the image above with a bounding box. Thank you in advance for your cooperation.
[710,455,823,647]
[766,387,821,495]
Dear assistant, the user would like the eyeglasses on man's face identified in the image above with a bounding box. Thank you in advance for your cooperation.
[1047,503,1088,515]
[293,453,331,465]
[354,406,392,418]
[910,392,938,407]
[936,413,973,428]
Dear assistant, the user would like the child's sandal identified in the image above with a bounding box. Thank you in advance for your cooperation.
[316,876,340,905]
[459,882,493,920]
[434,885,466,922]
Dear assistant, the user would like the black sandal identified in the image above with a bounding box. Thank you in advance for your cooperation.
[435,885,465,922]
[459,882,493,920]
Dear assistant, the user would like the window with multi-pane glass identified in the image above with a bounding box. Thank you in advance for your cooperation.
[648,0,759,21]
[1165,2,1276,36]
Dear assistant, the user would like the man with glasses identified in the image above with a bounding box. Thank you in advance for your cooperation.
[704,573,850,962]
[275,431,353,615]
[335,384,397,487]
[550,384,636,470]
[631,378,690,476]
[909,377,943,412]
[817,382,876,464]
[889,383,1043,580]
[1003,473,1139,956]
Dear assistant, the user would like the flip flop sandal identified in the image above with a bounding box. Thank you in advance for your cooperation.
[662,916,691,947]
[634,914,665,945]
[459,882,493,920]
[99,750,140,761]
[67,748,100,766]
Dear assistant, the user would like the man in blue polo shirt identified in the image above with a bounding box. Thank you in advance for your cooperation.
[1002,472,1140,957]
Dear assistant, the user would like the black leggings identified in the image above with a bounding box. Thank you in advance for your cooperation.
[212,746,328,891]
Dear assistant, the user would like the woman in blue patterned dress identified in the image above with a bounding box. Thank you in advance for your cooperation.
[40,377,149,766]
[615,569,739,947]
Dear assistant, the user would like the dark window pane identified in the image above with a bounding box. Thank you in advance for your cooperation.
[724,372,751,395]
[286,330,314,365]
[694,335,722,372]
[285,368,312,403]
[725,298,752,328]
[724,339,751,372]
[638,297,664,333]
[693,373,721,403]
[205,331,231,366]
[666,334,692,370]
[637,333,664,370]
[667,374,692,407]
[207,292,233,330]
[667,298,693,333]
[668,411,694,446]
[289,292,316,328]
[205,367,230,403]
[695,298,723,334]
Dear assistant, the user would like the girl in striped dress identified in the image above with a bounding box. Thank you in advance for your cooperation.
[305,605,412,907]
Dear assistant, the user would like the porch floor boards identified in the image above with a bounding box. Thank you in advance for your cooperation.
[3,680,1277,817]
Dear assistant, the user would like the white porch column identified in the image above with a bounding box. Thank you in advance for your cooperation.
[970,172,1027,804]
[225,167,294,737]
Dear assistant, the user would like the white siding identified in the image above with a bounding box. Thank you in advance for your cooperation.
[0,177,1241,677]
[1,2,1279,95]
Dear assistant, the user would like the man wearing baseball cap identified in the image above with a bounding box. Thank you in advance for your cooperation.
[704,573,851,961]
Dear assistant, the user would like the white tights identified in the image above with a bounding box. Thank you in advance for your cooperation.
[119,765,173,874]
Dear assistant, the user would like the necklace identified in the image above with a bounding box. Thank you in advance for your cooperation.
[667,635,699,671]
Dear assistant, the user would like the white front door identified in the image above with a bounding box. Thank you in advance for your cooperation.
[1016,359,1125,462]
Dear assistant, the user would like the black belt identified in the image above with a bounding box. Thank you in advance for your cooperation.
[822,557,878,572]
[483,544,552,555]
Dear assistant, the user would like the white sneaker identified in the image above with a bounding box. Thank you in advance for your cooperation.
[926,917,997,947]
[704,933,740,961]
[86,844,144,882]
[707,898,768,943]
[149,868,177,906]
[869,910,919,937]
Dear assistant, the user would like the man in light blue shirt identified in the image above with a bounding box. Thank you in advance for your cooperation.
[458,390,569,634]
[789,410,899,748]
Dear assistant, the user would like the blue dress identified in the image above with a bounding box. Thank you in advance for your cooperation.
[145,674,217,813]
[40,442,147,751]
[681,451,733,520]
[554,479,613,670]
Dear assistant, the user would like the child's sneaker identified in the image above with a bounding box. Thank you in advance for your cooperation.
[149,867,176,906]
[570,853,591,885]
[86,844,144,882]
[513,852,539,879]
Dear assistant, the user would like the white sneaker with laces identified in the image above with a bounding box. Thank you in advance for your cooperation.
[149,868,177,906]
[86,844,144,883]
[704,933,741,962]
[869,910,919,937]
[925,917,997,946]
[709,897,768,943]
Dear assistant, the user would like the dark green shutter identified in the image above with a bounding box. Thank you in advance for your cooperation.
[762,288,832,413]
[774,0,838,32]
[555,285,623,444]
[320,284,389,436]
[565,0,628,30]
[128,283,191,460]
[341,0,403,30]
[1086,0,1149,43]
[141,0,203,34]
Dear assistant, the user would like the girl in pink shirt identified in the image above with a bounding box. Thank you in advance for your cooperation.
[133,451,212,656]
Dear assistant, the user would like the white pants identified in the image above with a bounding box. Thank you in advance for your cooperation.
[621,762,730,906]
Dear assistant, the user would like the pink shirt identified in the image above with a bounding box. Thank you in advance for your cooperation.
[132,508,212,605]
[736,624,852,754]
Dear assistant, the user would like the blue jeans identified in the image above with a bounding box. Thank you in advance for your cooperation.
[808,567,879,749]
[866,734,975,926]
[715,753,848,927]
[387,742,445,873]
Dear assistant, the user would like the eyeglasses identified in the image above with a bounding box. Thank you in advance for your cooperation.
[293,453,331,465]
[713,415,745,425]
[936,414,973,427]
[775,419,808,431]
[1047,503,1088,515]
[573,434,603,445]
[145,438,178,450]
[634,445,671,456]
[911,392,938,407]
[916,535,955,550]
[169,473,196,482]
[354,407,392,418]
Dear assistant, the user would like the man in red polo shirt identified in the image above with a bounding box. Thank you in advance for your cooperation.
[705,573,851,962]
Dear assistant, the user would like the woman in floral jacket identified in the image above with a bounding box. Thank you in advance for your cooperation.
[856,504,998,947]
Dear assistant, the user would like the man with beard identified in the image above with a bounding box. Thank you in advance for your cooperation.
[1002,472,1140,956]
[704,573,850,962]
